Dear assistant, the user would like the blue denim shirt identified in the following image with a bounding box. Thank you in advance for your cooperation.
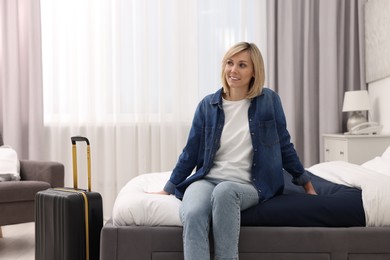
[164,87,310,200]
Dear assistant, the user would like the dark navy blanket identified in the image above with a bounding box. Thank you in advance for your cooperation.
[241,170,365,227]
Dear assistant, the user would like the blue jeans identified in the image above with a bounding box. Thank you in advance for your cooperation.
[180,179,259,260]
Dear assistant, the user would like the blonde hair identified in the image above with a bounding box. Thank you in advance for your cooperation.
[221,42,265,98]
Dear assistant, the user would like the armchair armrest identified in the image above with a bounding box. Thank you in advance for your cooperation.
[19,160,64,188]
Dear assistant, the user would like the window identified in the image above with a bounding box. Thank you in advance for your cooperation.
[40,0,267,125]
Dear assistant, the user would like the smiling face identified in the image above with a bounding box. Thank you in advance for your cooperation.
[224,50,254,95]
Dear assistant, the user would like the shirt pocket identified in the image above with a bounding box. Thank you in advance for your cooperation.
[257,120,280,146]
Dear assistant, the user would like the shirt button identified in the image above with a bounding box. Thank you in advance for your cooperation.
[253,163,256,166]
[254,148,257,152]
[251,132,254,135]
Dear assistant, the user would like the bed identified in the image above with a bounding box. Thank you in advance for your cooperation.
[100,147,390,260]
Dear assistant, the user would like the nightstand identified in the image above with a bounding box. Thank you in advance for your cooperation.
[322,134,390,164]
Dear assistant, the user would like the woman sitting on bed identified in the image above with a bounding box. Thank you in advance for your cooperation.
[151,42,317,260]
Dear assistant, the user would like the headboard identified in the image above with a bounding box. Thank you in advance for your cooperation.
[365,0,390,82]
[365,0,390,134]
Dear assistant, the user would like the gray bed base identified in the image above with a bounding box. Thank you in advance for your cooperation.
[100,219,390,260]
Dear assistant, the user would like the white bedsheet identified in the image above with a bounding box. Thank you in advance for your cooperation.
[112,172,182,226]
[308,161,390,227]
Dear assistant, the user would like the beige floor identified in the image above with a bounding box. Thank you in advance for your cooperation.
[0,223,34,260]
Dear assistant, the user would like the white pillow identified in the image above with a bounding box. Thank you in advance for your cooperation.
[0,145,20,181]
[361,146,390,176]
[112,172,182,226]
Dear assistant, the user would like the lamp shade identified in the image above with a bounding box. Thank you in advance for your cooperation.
[342,90,370,112]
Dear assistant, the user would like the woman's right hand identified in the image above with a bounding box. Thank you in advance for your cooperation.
[147,190,170,195]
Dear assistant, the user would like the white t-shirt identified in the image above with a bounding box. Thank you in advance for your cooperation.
[206,97,253,184]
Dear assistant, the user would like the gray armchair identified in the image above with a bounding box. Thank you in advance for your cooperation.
[0,132,64,237]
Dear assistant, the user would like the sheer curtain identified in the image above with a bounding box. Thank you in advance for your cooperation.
[267,0,367,167]
[40,0,267,218]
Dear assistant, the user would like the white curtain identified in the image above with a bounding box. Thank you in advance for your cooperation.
[39,0,267,219]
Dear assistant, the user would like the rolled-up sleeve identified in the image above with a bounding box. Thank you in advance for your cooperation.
[291,170,311,186]
[163,180,176,194]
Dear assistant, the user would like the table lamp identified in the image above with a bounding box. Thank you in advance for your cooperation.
[342,90,370,132]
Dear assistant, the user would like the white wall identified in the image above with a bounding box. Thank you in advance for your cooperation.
[368,77,390,134]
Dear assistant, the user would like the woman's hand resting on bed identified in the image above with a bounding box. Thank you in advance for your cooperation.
[147,190,170,195]
[304,181,318,195]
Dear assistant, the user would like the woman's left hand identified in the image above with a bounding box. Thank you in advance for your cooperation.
[303,181,318,195]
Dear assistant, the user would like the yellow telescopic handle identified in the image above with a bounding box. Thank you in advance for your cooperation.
[87,145,91,192]
[72,144,78,189]
[71,136,91,192]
